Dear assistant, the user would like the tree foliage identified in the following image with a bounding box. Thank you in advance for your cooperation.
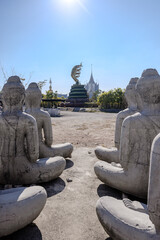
[42,90,63,108]
[45,90,54,99]
[37,80,47,91]
[98,88,126,109]
[90,90,102,102]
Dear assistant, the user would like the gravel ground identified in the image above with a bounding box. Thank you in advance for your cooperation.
[2,111,117,240]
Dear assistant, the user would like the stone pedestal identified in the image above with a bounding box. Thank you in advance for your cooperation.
[66,84,89,107]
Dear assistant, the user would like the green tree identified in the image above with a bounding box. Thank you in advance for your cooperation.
[45,90,54,99]
[53,90,58,99]
[98,88,126,109]
[90,90,102,102]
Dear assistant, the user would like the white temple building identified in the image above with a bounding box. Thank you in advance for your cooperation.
[85,70,99,99]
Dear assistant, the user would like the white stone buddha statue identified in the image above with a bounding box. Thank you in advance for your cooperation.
[25,83,73,159]
[95,77,139,163]
[0,76,66,185]
[96,130,160,240]
[0,186,47,237]
[94,69,160,198]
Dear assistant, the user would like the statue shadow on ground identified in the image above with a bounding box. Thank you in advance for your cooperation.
[1,223,42,240]
[40,177,66,198]
[97,184,147,204]
[65,159,74,170]
[97,184,122,199]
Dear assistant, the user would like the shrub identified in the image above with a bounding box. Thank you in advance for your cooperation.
[98,88,126,109]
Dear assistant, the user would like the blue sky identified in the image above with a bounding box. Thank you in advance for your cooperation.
[0,0,160,94]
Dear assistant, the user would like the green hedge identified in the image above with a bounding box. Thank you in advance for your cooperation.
[98,88,127,109]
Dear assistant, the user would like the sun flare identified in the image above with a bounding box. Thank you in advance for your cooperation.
[58,0,91,16]
[63,0,76,4]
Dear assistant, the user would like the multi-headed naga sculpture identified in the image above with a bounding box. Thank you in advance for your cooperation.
[71,63,82,84]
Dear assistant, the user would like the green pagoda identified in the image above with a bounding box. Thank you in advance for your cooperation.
[66,63,89,107]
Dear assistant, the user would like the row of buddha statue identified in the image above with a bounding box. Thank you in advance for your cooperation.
[1,68,160,239]
[0,76,73,237]
[94,68,160,239]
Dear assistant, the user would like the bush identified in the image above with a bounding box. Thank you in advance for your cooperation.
[84,102,98,108]
[98,88,126,109]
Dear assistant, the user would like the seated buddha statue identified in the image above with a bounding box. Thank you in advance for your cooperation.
[0,76,66,185]
[0,186,46,237]
[25,83,73,159]
[94,69,160,198]
[95,77,139,163]
[96,131,160,240]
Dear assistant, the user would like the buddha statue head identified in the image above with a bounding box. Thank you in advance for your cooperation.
[2,76,25,112]
[25,83,42,110]
[125,77,139,110]
[136,69,160,113]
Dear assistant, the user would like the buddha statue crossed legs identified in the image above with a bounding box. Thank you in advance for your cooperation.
[25,83,73,159]
[0,186,47,237]
[95,77,139,163]
[0,76,66,185]
[96,131,160,240]
[94,69,160,198]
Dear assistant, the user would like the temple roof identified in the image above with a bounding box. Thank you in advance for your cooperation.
[89,72,95,83]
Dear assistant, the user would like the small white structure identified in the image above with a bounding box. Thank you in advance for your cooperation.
[85,70,99,99]
[48,108,60,117]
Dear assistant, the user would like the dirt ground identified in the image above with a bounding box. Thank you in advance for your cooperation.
[2,111,117,240]
[52,111,117,148]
